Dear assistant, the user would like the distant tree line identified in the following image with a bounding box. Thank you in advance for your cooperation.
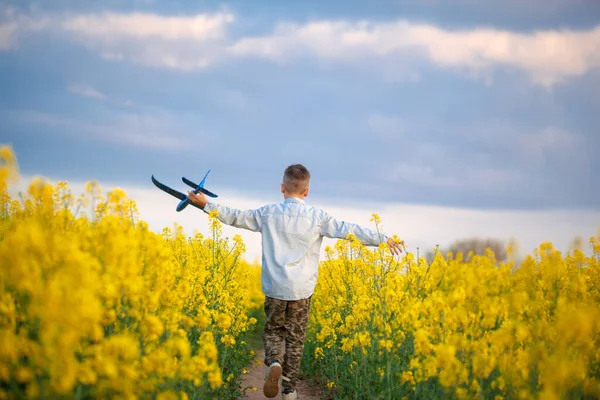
[425,237,508,263]
[448,237,507,261]
[423,236,587,266]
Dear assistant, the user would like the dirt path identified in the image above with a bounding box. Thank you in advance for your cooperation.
[239,349,322,399]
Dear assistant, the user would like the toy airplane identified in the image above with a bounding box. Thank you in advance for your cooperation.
[151,170,218,212]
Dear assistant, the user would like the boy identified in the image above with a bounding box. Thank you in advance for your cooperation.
[187,164,403,399]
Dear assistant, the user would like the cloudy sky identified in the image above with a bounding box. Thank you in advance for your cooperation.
[2,0,599,261]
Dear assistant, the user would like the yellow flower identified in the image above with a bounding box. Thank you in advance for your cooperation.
[369,213,381,225]
[401,371,415,385]
[156,391,178,400]
[216,314,232,330]
[220,335,236,347]
[314,347,324,359]
[15,367,33,383]
[379,339,393,351]
[208,370,222,388]
[0,145,19,184]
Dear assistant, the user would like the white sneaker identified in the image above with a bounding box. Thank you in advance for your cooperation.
[282,388,298,400]
[263,362,282,398]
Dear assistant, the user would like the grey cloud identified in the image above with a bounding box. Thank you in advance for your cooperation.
[0,20,16,49]
[67,83,106,100]
[3,9,600,86]
[7,110,199,150]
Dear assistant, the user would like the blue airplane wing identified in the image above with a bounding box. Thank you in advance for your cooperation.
[152,175,185,200]
[200,188,218,198]
[152,175,204,209]
[181,177,218,198]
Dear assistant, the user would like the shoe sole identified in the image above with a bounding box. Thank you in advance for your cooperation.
[263,364,282,398]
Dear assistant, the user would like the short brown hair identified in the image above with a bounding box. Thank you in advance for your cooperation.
[283,164,310,194]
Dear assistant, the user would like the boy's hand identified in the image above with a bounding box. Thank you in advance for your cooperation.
[387,237,405,256]
[187,190,208,208]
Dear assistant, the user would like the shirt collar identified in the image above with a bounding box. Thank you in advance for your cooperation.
[284,197,305,204]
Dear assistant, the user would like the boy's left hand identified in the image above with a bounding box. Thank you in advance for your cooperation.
[187,191,208,208]
[387,238,405,256]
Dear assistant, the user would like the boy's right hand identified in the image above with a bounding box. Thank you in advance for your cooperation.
[187,190,208,209]
[387,237,405,256]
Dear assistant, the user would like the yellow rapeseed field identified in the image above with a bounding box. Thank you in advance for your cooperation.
[1,144,599,399]
[0,145,263,399]
[303,219,600,399]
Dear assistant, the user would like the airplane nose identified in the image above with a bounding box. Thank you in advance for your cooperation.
[176,199,189,212]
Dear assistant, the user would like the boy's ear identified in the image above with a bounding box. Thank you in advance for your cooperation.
[280,183,285,194]
[304,187,310,197]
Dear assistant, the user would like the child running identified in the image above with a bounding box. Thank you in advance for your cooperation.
[187,164,403,399]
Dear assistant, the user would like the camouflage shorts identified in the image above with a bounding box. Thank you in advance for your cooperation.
[263,296,312,389]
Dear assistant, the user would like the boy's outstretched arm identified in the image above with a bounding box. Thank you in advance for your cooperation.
[187,191,262,232]
[320,212,404,256]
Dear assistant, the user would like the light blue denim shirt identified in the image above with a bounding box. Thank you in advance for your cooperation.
[203,197,388,300]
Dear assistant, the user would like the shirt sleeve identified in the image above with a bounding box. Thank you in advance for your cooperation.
[203,202,263,232]
[319,211,388,246]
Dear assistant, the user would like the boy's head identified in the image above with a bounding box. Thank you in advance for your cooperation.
[281,164,310,198]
